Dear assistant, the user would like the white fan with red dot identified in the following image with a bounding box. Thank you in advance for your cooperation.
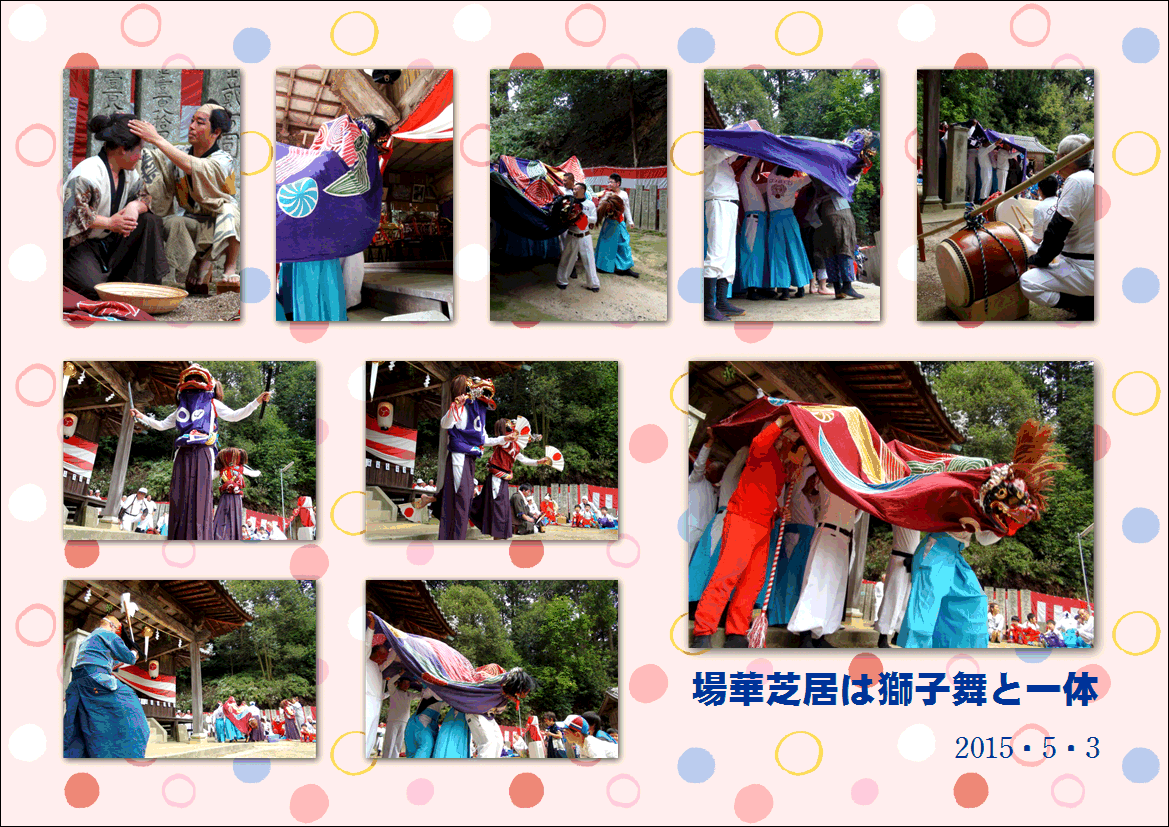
[545,446,564,471]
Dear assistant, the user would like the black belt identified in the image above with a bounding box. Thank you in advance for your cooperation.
[819,522,852,539]
[568,230,589,238]
[891,549,913,559]
[1063,252,1093,261]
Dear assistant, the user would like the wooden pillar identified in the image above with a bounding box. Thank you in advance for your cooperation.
[190,638,204,737]
[101,401,136,521]
[435,380,451,491]
[922,70,942,206]
[844,512,871,621]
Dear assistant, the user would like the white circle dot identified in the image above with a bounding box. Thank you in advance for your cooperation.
[8,4,47,42]
[349,365,367,401]
[9,244,47,281]
[348,606,367,641]
[897,4,935,42]
[897,723,936,761]
[453,3,491,41]
[455,243,489,282]
[8,723,47,761]
[898,246,918,282]
[8,483,46,522]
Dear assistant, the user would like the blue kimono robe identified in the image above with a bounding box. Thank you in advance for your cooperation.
[63,629,150,758]
[405,708,440,758]
[900,532,990,649]
[433,711,471,758]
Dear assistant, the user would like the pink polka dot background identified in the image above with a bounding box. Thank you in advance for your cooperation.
[2,3,1167,825]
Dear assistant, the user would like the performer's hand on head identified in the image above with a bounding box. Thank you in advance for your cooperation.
[128,119,162,145]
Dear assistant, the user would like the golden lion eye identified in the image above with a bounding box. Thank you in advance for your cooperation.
[995,489,1007,499]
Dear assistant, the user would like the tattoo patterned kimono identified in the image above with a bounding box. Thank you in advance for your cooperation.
[141,141,240,288]
[62,151,167,299]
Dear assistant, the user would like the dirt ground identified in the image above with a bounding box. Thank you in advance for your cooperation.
[916,200,1073,322]
[720,278,881,322]
[160,289,241,322]
[369,519,617,542]
[490,228,667,322]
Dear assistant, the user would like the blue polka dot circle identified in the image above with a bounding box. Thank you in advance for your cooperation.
[1122,28,1160,64]
[677,747,716,783]
[233,757,271,783]
[1013,648,1050,664]
[233,27,271,63]
[242,267,270,304]
[677,510,688,541]
[678,267,703,304]
[1122,507,1160,543]
[1122,747,1160,783]
[677,28,715,63]
[1122,268,1160,303]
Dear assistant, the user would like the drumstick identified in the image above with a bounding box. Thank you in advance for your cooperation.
[917,137,1094,241]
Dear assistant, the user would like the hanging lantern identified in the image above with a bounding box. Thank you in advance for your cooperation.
[148,660,160,679]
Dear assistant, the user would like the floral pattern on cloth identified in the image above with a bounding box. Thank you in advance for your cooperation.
[62,154,148,246]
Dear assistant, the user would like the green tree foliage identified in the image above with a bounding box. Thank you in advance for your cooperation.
[706,69,881,241]
[916,70,1094,152]
[490,70,667,167]
[427,580,618,726]
[413,362,619,487]
[90,361,317,514]
[176,580,317,709]
[924,361,1094,596]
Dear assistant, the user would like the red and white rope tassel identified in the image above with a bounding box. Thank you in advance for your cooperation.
[748,482,794,649]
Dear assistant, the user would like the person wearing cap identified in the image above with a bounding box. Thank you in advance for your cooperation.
[1019,133,1095,319]
[64,615,150,758]
[119,487,152,532]
[562,714,617,759]
[130,103,241,293]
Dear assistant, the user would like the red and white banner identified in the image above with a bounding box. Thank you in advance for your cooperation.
[392,69,454,143]
[63,435,97,482]
[582,165,668,191]
[116,663,176,704]
[365,415,418,469]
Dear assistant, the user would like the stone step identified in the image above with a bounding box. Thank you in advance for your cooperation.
[686,620,881,650]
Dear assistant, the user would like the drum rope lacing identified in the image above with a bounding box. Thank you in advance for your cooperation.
[964,204,1022,313]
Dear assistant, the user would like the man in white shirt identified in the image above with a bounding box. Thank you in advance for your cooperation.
[1020,133,1094,319]
[364,615,392,758]
[556,183,600,292]
[1028,176,1061,248]
[987,603,1005,643]
[788,490,863,647]
[562,715,617,759]
[1074,609,1094,646]
[703,145,745,320]
[875,525,920,648]
[688,430,724,555]
[119,488,152,532]
[381,679,413,758]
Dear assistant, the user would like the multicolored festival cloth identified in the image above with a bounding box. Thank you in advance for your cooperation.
[275,116,383,264]
[703,123,878,200]
[961,121,1029,155]
[491,155,588,241]
[369,613,513,715]
[708,397,1017,535]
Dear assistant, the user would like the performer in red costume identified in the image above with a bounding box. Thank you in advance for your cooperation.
[692,413,797,647]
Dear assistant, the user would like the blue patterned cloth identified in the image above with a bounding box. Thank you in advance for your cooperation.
[63,629,149,758]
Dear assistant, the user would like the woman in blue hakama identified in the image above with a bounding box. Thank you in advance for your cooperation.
[279,259,347,321]
[735,211,769,295]
[433,710,471,758]
[404,705,440,758]
[900,532,990,649]
[596,219,633,273]
[756,523,817,626]
[688,508,727,604]
[766,208,813,292]
[63,619,150,759]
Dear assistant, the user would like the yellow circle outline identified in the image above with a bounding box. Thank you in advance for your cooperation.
[670,131,703,176]
[330,11,379,56]
[1112,610,1161,656]
[775,730,824,776]
[329,730,378,775]
[1112,131,1161,176]
[330,490,367,536]
[670,613,708,656]
[774,11,824,56]
[1112,371,1161,416]
[241,130,273,176]
[669,372,688,414]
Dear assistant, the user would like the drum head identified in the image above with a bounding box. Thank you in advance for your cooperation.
[936,239,972,308]
[993,197,1033,232]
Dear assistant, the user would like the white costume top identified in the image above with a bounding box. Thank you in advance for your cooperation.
[992,146,1018,172]
[385,683,412,723]
[119,494,151,519]
[987,612,1005,633]
[1031,195,1060,242]
[63,153,146,241]
[688,444,718,552]
[788,464,818,526]
[704,146,740,201]
[581,197,598,228]
[1053,170,1094,255]
[817,488,860,527]
[737,158,767,212]
[579,735,618,759]
[364,628,390,702]
[765,172,811,212]
[1076,615,1094,644]
[137,398,261,431]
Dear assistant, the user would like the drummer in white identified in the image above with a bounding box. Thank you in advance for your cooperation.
[1019,133,1094,319]
[787,488,863,648]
